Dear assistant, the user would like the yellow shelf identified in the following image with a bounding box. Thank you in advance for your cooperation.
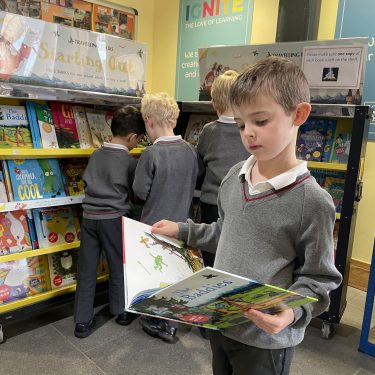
[0,241,80,262]
[307,161,347,171]
[0,275,108,314]
[0,147,144,159]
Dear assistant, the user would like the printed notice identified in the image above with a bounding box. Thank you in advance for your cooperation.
[302,45,364,89]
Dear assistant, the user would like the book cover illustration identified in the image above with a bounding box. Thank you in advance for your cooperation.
[323,177,346,213]
[184,115,217,146]
[71,105,94,148]
[0,210,31,256]
[52,102,81,148]
[331,132,351,164]
[1,160,13,201]
[0,256,47,305]
[122,217,204,310]
[310,169,346,187]
[60,158,87,196]
[7,158,66,201]
[129,267,318,330]
[296,119,326,161]
[48,249,78,289]
[33,104,59,149]
[0,105,33,148]
[85,109,113,147]
[32,206,77,248]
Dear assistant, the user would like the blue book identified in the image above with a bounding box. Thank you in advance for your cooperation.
[25,102,42,149]
[26,209,39,249]
[6,159,66,201]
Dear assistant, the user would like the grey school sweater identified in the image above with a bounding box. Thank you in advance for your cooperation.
[197,119,249,205]
[178,161,342,349]
[82,144,137,219]
[133,138,198,225]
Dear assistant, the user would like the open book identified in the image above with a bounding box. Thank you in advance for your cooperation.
[122,218,318,330]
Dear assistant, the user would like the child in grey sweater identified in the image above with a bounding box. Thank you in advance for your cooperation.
[197,69,249,267]
[151,57,342,374]
[74,106,145,339]
[133,92,198,342]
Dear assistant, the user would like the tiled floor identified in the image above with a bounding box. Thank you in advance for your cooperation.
[0,287,374,375]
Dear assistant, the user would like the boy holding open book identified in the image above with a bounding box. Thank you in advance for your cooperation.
[152,57,342,374]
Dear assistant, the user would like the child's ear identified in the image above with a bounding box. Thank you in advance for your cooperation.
[211,99,217,112]
[293,102,311,127]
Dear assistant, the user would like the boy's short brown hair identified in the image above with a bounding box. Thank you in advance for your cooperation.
[230,56,310,114]
[141,92,180,128]
[211,70,239,114]
[111,105,145,137]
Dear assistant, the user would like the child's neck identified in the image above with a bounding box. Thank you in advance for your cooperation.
[111,136,132,150]
[251,155,300,185]
[218,109,234,117]
[152,128,175,141]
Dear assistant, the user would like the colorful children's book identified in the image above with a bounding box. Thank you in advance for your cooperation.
[25,101,42,149]
[0,256,47,305]
[296,119,326,161]
[26,209,39,250]
[0,105,33,148]
[122,218,317,329]
[184,114,217,146]
[50,102,81,148]
[71,105,94,148]
[60,158,87,196]
[321,120,337,163]
[0,210,32,256]
[323,177,346,213]
[28,103,59,149]
[48,249,78,289]
[7,159,66,201]
[330,132,351,164]
[85,108,113,147]
[32,206,78,248]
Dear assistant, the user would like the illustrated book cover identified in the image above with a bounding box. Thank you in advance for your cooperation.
[0,165,9,202]
[184,114,217,147]
[330,132,351,164]
[0,105,33,148]
[60,158,87,196]
[122,218,317,330]
[48,249,78,289]
[323,177,346,213]
[50,102,81,148]
[32,206,78,248]
[0,256,47,305]
[71,105,94,148]
[85,108,113,147]
[7,158,66,201]
[0,210,32,256]
[296,119,326,162]
[28,103,59,149]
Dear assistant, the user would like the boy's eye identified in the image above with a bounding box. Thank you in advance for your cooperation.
[255,119,268,126]
[236,122,245,130]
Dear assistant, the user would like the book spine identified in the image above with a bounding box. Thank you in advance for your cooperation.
[50,102,65,148]
[26,209,39,249]
[25,102,42,149]
[2,160,14,201]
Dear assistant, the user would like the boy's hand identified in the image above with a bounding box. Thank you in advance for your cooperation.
[244,308,295,335]
[151,220,179,238]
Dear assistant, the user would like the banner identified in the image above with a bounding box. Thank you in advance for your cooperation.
[335,0,375,140]
[175,0,254,101]
[0,11,146,96]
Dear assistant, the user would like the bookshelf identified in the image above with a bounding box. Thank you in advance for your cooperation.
[177,101,371,339]
[0,84,143,343]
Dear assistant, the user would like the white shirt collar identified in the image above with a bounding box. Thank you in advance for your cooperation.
[218,115,236,124]
[153,135,182,144]
[103,142,129,153]
[239,155,308,194]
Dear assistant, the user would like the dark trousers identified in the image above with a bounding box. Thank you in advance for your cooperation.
[74,217,125,323]
[209,331,294,375]
[200,202,219,267]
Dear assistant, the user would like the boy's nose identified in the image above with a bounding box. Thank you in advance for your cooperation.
[243,124,255,139]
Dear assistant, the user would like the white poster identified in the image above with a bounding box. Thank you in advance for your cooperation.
[302,45,364,89]
[0,11,146,95]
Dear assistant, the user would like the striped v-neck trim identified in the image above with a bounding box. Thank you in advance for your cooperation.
[241,172,311,202]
